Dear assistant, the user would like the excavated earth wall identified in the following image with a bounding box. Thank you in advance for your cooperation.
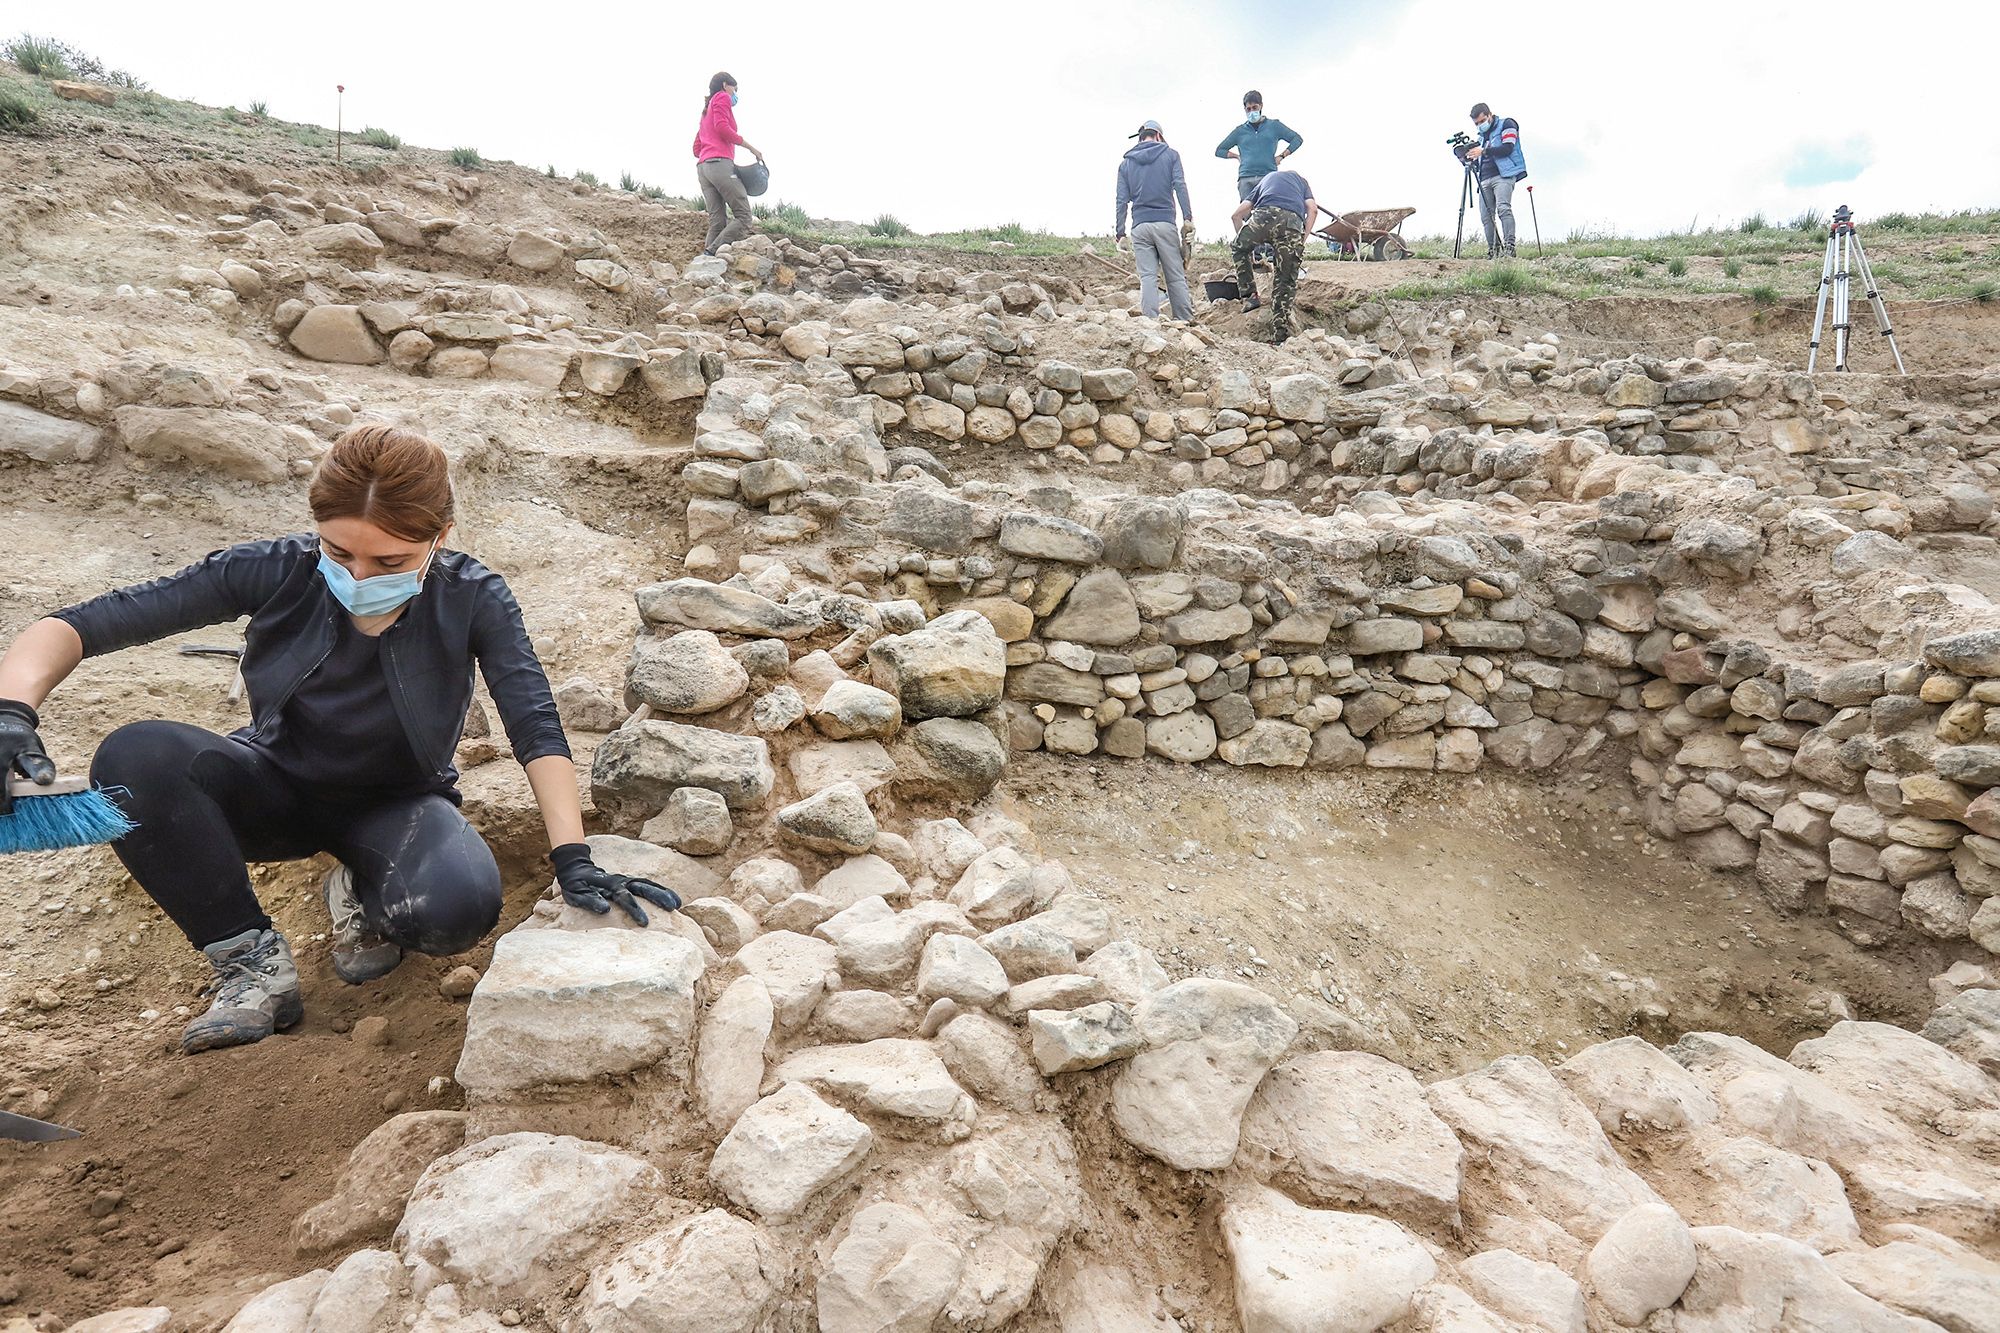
[3,153,1999,1333]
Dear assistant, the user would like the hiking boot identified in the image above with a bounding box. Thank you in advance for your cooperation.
[324,864,403,985]
[1502,243,1518,259]
[1241,295,1263,313]
[182,928,302,1055]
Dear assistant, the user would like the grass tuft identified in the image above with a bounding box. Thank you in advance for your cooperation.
[1667,257,1688,278]
[1974,280,1997,304]
[447,146,481,169]
[248,99,267,118]
[619,170,637,192]
[0,85,38,131]
[358,126,399,150]
[574,169,598,187]
[1723,258,1742,279]
[869,213,911,238]
[1749,283,1779,306]
[1738,213,1767,234]
[6,33,72,78]
[1790,207,1823,234]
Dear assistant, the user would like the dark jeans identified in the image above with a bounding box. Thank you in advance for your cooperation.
[93,721,501,954]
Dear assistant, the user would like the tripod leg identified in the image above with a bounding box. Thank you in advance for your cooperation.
[1806,232,1835,373]
[1833,231,1851,372]
[1453,170,1470,260]
[1848,234,1908,374]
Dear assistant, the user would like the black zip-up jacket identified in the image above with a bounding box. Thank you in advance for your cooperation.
[52,535,570,788]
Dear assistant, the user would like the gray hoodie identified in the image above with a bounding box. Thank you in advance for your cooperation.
[1115,139,1191,235]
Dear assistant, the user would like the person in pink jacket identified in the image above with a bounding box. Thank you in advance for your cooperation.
[692,71,765,255]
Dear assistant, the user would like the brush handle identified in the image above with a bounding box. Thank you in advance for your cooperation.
[5,775,90,798]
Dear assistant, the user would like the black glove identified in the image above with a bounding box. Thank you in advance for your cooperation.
[0,699,56,817]
[550,843,681,926]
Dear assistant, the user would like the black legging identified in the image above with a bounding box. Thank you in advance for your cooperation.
[92,721,502,954]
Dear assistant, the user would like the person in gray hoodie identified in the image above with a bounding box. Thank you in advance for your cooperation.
[1114,120,1194,322]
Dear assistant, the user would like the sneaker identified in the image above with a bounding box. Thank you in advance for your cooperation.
[182,928,303,1055]
[324,864,403,985]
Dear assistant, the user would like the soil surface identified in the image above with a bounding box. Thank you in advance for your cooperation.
[1003,753,1959,1080]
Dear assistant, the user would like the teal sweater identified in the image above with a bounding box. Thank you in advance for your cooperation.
[1215,118,1303,180]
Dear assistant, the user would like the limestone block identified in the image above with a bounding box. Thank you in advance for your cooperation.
[454,927,702,1095]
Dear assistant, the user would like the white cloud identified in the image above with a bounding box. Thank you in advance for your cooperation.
[28,0,2000,244]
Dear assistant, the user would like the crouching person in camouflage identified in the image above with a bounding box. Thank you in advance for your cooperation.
[1230,168,1316,343]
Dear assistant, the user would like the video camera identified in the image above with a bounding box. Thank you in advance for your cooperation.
[1446,130,1476,164]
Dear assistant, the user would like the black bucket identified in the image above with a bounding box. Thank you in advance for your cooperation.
[736,162,770,197]
[1203,278,1240,301]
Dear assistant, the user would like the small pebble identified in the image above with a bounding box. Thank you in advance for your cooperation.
[499,1311,523,1328]
[32,988,61,1012]
[153,1236,187,1259]
[88,1188,124,1219]
[439,965,480,999]
[352,1015,392,1048]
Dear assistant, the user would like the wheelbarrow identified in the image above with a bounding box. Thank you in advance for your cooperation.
[1314,206,1416,261]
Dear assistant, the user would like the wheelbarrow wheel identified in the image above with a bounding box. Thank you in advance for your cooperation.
[1371,235,1411,262]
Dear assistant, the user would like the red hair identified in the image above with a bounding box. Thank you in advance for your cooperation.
[309,425,454,542]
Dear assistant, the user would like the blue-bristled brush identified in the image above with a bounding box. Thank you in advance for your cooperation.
[0,775,136,854]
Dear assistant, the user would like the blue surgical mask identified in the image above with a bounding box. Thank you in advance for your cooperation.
[730,91,740,107]
[318,541,440,617]
[1246,110,1264,124]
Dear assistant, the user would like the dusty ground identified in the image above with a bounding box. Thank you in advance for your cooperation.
[1003,755,1960,1082]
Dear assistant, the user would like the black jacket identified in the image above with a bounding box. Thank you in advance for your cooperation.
[53,535,570,787]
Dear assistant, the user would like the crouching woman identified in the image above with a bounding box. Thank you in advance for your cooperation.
[0,425,678,1055]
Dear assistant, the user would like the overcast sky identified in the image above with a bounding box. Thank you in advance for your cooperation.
[25,0,2000,244]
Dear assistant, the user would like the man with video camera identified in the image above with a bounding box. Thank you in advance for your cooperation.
[1464,102,1527,259]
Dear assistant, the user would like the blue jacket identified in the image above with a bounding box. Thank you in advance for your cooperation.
[1477,115,1527,181]
[1215,118,1303,180]
[1115,139,1192,235]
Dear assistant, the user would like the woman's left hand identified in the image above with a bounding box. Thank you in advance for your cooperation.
[550,843,682,925]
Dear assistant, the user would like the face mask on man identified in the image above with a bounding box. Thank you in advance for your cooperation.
[1246,109,1264,124]
[319,540,441,617]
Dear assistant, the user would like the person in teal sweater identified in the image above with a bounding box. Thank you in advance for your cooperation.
[1215,90,1304,202]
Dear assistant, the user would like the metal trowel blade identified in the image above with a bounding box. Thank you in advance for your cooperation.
[0,1109,82,1141]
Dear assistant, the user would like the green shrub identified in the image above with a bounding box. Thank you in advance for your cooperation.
[1750,283,1779,305]
[1751,253,1780,266]
[7,33,72,78]
[292,125,328,147]
[0,86,38,131]
[1739,212,1767,233]
[991,221,1031,243]
[544,163,556,178]
[358,126,400,149]
[754,200,810,229]
[575,169,599,187]
[869,213,911,238]
[447,146,481,169]
[619,170,637,192]
[1478,263,1536,294]
[1790,207,1823,233]
[1974,280,1997,304]
[640,184,666,201]
[106,68,145,91]
[1667,257,1688,277]
[248,99,267,117]
[1723,258,1742,278]
[1874,211,1915,230]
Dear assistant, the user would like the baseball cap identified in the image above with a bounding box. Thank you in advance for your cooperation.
[1129,119,1164,138]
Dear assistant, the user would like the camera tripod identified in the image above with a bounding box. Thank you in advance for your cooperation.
[1451,158,1480,259]
[1806,205,1906,374]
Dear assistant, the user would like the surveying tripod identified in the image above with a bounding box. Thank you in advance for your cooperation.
[1806,205,1906,374]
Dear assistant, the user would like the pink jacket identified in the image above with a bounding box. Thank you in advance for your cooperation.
[692,89,740,162]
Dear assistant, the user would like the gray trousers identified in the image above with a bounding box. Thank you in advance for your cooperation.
[697,158,753,253]
[1478,175,1517,254]
[1131,220,1192,321]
